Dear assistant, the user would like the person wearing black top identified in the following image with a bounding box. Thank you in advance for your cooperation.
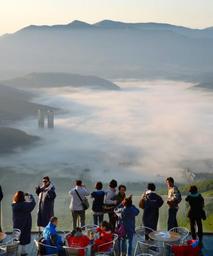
[12,191,36,256]
[91,182,105,225]
[185,185,205,242]
[142,183,164,232]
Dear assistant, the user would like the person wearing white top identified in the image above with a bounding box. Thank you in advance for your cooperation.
[69,180,90,230]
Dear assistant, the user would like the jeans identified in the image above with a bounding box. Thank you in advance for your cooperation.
[168,208,178,230]
[116,235,133,256]
[93,214,104,226]
[190,217,203,241]
[72,210,85,230]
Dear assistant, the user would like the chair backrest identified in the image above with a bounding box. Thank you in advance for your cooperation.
[4,241,19,256]
[12,229,21,241]
[0,247,7,256]
[81,224,99,239]
[82,224,99,232]
[134,241,163,256]
[135,254,153,256]
[63,245,91,256]
[135,226,155,241]
[168,227,189,244]
[96,234,118,253]
[34,239,58,256]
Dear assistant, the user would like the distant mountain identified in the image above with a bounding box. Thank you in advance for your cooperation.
[18,20,93,33]
[13,19,213,38]
[0,127,39,154]
[2,72,120,90]
[0,20,213,80]
[0,84,53,124]
[94,20,188,31]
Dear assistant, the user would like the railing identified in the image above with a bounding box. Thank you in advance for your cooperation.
[1,195,212,232]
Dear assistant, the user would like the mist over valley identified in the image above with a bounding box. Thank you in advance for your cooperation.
[1,20,213,183]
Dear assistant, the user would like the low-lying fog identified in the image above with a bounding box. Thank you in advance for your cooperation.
[2,80,213,182]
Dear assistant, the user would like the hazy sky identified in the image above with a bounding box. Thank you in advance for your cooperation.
[0,0,213,35]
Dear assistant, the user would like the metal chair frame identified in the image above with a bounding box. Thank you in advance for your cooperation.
[34,239,58,256]
[0,241,20,256]
[95,233,118,256]
[134,240,164,256]
[63,245,92,256]
[135,226,155,242]
[168,227,189,244]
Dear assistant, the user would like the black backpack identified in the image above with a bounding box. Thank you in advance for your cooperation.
[176,188,182,204]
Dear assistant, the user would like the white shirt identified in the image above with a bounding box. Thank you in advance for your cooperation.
[104,188,117,205]
[69,186,90,211]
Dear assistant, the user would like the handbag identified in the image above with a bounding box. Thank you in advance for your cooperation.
[115,222,126,238]
[102,204,115,213]
[75,189,89,210]
[139,197,145,209]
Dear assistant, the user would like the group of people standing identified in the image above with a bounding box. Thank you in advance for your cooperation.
[0,176,206,256]
[141,177,205,243]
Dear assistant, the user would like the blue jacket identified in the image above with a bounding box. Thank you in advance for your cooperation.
[43,222,63,254]
[121,205,139,237]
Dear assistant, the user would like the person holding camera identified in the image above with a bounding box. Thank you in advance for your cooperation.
[12,191,36,256]
[36,176,56,229]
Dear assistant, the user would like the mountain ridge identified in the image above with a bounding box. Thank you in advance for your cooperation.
[1,72,120,90]
[0,127,39,154]
[0,20,213,85]
[1,20,213,37]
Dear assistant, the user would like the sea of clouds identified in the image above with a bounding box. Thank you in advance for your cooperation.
[1,80,213,182]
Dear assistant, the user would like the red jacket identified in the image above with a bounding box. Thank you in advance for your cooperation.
[66,234,90,256]
[94,228,113,252]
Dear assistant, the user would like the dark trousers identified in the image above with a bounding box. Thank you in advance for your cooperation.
[108,212,117,231]
[93,214,104,226]
[72,210,85,230]
[168,208,178,230]
[190,217,203,241]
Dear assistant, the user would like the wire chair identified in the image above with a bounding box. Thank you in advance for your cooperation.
[34,239,58,256]
[11,229,21,241]
[82,224,99,232]
[1,228,21,245]
[168,227,189,244]
[95,234,118,256]
[134,241,164,256]
[0,241,20,256]
[134,254,153,256]
[135,226,155,241]
[0,245,7,256]
[0,229,21,256]
[63,245,91,256]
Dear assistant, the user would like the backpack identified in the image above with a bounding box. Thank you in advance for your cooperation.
[176,188,182,204]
